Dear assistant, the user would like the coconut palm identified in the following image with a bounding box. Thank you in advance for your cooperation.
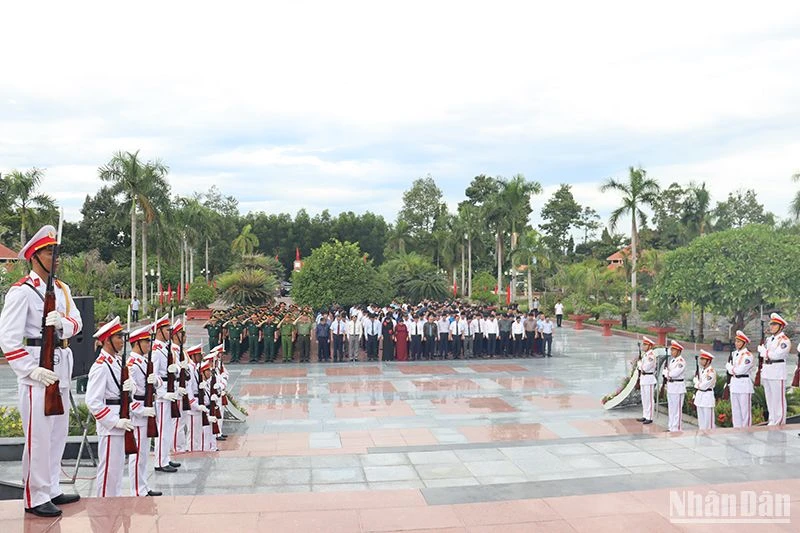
[457,203,481,298]
[99,150,169,300]
[682,181,711,237]
[510,229,550,310]
[231,224,259,255]
[4,168,57,247]
[385,219,412,256]
[599,166,660,316]
[792,172,800,220]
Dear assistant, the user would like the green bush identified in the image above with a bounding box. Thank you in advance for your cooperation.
[470,271,498,304]
[94,297,130,323]
[188,276,216,308]
[0,405,23,437]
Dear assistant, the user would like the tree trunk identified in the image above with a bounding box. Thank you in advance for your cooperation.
[496,230,503,302]
[630,215,638,316]
[205,238,210,283]
[189,246,195,282]
[698,304,705,343]
[460,242,465,298]
[19,206,26,249]
[130,203,137,299]
[141,219,148,315]
[179,238,185,303]
[467,236,472,298]
[510,224,518,302]
[527,265,533,311]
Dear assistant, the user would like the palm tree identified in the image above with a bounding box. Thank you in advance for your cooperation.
[510,229,550,310]
[457,203,481,298]
[682,181,711,238]
[232,224,259,255]
[385,219,412,256]
[99,150,169,301]
[5,168,57,247]
[599,166,660,316]
[791,172,800,220]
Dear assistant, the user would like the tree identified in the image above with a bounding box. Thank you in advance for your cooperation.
[539,184,582,256]
[291,240,389,308]
[98,150,169,301]
[712,189,776,231]
[379,252,447,301]
[599,166,660,316]
[650,225,800,332]
[457,203,481,297]
[510,229,550,309]
[577,206,601,244]
[682,181,711,238]
[470,271,498,304]
[397,175,446,256]
[3,168,57,247]
[231,224,259,255]
[651,182,690,249]
[217,269,277,306]
[792,172,800,220]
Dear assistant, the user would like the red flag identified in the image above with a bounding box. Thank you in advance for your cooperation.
[295,247,301,261]
[185,283,189,300]
[493,285,498,295]
[177,283,181,302]
[453,280,457,297]
[168,283,173,303]
[159,283,164,306]
[506,284,511,305]
[363,253,367,264]
[275,254,279,261]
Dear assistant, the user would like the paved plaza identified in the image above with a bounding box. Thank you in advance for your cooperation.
[2,324,799,531]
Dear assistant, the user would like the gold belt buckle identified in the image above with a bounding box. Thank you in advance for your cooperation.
[59,339,69,349]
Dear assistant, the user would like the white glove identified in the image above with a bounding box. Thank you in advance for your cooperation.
[210,394,219,402]
[141,407,156,418]
[757,345,766,356]
[213,382,223,391]
[725,362,733,374]
[199,405,209,413]
[167,363,179,374]
[221,390,227,397]
[122,378,137,395]
[146,374,157,384]
[200,380,208,389]
[45,310,62,330]
[164,392,178,402]
[692,377,699,388]
[180,359,189,369]
[636,361,642,370]
[114,418,134,431]
[208,416,217,423]
[29,367,58,386]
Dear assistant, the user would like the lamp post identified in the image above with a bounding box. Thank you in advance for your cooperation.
[145,268,157,310]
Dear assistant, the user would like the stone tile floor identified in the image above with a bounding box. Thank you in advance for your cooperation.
[2,323,799,531]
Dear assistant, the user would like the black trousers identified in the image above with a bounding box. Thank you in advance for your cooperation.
[451,336,462,358]
[132,310,139,321]
[411,335,422,359]
[556,314,563,327]
[332,334,344,360]
[543,333,553,356]
[317,337,330,361]
[487,334,497,356]
[424,336,436,358]
[513,334,523,355]
[499,331,510,356]
[367,335,379,360]
[438,333,449,357]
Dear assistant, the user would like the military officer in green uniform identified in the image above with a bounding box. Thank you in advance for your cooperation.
[245,316,260,363]
[279,315,296,363]
[295,312,313,363]
[262,315,278,362]
[204,317,222,352]
[228,318,244,363]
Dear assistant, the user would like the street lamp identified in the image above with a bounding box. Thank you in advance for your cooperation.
[145,268,158,308]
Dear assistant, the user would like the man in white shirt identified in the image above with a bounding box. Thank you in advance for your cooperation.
[448,314,467,359]
[554,300,564,328]
[511,315,526,356]
[365,314,382,361]
[346,314,362,362]
[330,313,347,363]
[484,314,499,357]
[540,314,554,357]
[436,313,451,359]
[410,315,424,361]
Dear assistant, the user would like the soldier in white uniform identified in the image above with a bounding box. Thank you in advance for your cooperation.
[0,225,82,517]
[636,336,657,425]
[727,330,754,428]
[758,313,791,425]
[125,324,162,496]
[171,319,193,453]
[151,314,182,473]
[210,344,229,438]
[185,343,206,451]
[693,350,716,430]
[662,340,687,432]
[85,317,137,497]
[199,354,219,451]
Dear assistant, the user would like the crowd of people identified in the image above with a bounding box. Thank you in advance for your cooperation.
[204,299,565,364]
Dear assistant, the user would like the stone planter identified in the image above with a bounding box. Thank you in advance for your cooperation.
[0,436,98,462]
[598,319,621,337]
[186,308,213,321]
[648,326,677,346]
[568,314,592,330]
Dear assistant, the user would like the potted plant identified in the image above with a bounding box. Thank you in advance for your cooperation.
[643,305,678,345]
[567,295,592,330]
[593,302,621,336]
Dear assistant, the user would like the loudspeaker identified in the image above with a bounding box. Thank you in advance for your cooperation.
[71,296,96,379]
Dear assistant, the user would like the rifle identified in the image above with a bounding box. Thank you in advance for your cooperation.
[179,314,191,412]
[121,311,138,455]
[167,310,180,419]
[792,350,800,388]
[659,344,669,398]
[754,316,765,387]
[209,372,221,435]
[144,318,159,438]
[694,355,699,381]
[634,341,642,388]
[197,365,209,427]
[722,348,734,400]
[40,213,65,416]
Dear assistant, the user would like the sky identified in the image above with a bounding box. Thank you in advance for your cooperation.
[2,1,799,233]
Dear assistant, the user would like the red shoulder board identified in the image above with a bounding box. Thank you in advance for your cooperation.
[12,276,29,287]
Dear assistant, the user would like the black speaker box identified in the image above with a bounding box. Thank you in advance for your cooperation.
[71,296,96,379]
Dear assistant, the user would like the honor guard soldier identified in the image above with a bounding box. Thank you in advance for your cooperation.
[693,350,716,430]
[759,313,790,425]
[126,324,162,496]
[636,336,657,425]
[0,225,83,517]
[200,354,219,451]
[151,314,181,473]
[171,318,192,453]
[727,330,754,428]
[85,317,137,497]
[662,340,687,432]
[185,343,207,451]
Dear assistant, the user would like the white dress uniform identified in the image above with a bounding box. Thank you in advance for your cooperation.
[152,328,177,469]
[0,240,82,511]
[125,325,159,496]
[637,341,657,422]
[85,318,132,498]
[663,343,687,432]
[759,314,791,426]
[184,345,206,452]
[693,351,716,430]
[727,341,754,428]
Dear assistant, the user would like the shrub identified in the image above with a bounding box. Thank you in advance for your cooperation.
[188,276,216,308]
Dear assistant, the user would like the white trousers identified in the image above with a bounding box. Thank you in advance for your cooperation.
[188,414,204,451]
[203,425,217,451]
[763,379,786,425]
[155,400,175,468]
[640,384,654,421]
[731,392,751,428]
[19,385,70,508]
[95,434,124,497]
[667,393,684,432]
[128,426,151,496]
[696,406,715,430]
[174,411,190,453]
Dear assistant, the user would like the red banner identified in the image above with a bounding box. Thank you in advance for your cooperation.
[506,284,511,305]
